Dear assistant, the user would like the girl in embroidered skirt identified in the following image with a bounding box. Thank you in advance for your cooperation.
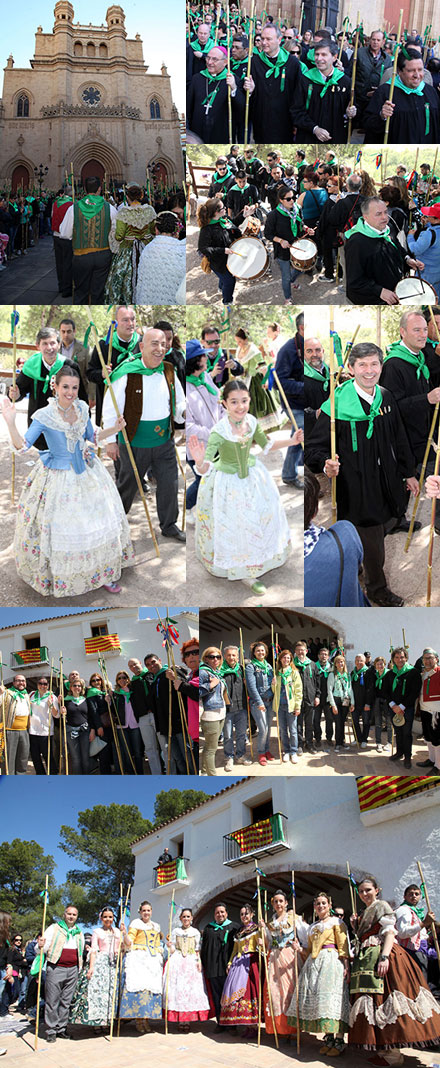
[1,362,133,598]
[188,378,303,596]
[69,906,121,1028]
[349,875,440,1066]
[119,901,163,1033]
[220,903,261,1036]
[261,889,309,1038]
[288,891,350,1056]
[163,907,210,1032]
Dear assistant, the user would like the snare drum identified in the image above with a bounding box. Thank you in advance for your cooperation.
[227,237,269,280]
[242,216,261,238]
[395,276,438,304]
[290,238,318,272]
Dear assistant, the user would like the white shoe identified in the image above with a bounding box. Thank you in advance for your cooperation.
[224,758,234,772]
[282,753,290,762]
[290,753,298,764]
[383,744,391,754]
[0,1049,6,1056]
[377,744,383,752]
[297,746,303,756]
[186,510,196,526]
[361,741,367,749]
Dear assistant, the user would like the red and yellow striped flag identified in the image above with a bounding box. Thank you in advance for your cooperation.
[157,860,177,885]
[84,634,121,655]
[230,816,274,853]
[14,648,45,664]
[357,775,440,812]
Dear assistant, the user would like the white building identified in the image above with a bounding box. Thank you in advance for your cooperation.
[131,775,440,933]
[0,608,198,688]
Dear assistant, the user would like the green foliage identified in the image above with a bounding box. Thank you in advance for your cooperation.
[0,838,63,940]
[153,789,210,826]
[186,305,299,343]
[306,306,406,360]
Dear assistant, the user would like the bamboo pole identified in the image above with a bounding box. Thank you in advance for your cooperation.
[409,147,419,227]
[11,305,17,504]
[291,870,300,1053]
[98,655,125,774]
[335,323,360,384]
[347,13,360,142]
[426,416,440,606]
[244,0,255,145]
[90,327,160,557]
[71,162,75,301]
[100,655,137,773]
[425,148,438,205]
[164,888,176,1035]
[156,608,196,774]
[34,875,49,1050]
[346,861,356,916]
[329,307,337,524]
[271,367,299,430]
[255,860,278,1048]
[59,652,69,775]
[239,626,253,760]
[417,860,440,960]
[226,5,233,143]
[376,306,382,349]
[109,883,131,1040]
[47,657,54,776]
[384,9,404,145]
[402,628,408,654]
[175,445,187,532]
[1,692,8,776]
[405,405,438,552]
[214,2,221,44]
[333,19,348,91]
[271,625,282,762]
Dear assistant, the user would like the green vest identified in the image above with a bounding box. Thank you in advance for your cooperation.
[205,426,267,478]
[72,200,111,254]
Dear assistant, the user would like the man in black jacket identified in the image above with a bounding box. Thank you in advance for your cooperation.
[87,305,140,427]
[293,640,320,754]
[128,657,162,775]
[219,645,252,771]
[143,652,189,774]
[354,30,393,125]
[275,325,304,489]
[314,646,334,747]
[200,904,240,1027]
[385,647,422,769]
[344,197,424,305]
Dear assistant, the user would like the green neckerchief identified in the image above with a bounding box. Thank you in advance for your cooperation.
[187,371,218,396]
[77,194,106,220]
[21,353,65,395]
[113,687,131,697]
[351,665,368,683]
[66,695,87,705]
[230,182,250,192]
[190,37,214,54]
[201,67,228,109]
[58,919,82,938]
[219,661,243,677]
[279,666,295,699]
[316,661,330,677]
[394,74,425,96]
[110,356,165,383]
[200,660,223,679]
[207,919,232,942]
[304,361,329,390]
[258,46,290,91]
[231,58,246,72]
[384,340,429,381]
[86,687,105,698]
[208,216,233,230]
[251,658,272,674]
[335,670,349,682]
[426,337,439,352]
[131,668,149,682]
[31,691,54,706]
[213,167,233,184]
[302,64,346,97]
[245,155,258,163]
[110,331,140,361]
[392,662,412,693]
[8,686,28,700]
[276,203,299,239]
[294,656,312,677]
[345,217,395,246]
[56,195,72,207]
[399,900,426,921]
[321,379,383,453]
[375,669,386,690]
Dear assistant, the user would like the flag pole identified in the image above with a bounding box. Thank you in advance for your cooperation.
[291,869,300,1053]
[329,306,337,524]
[164,888,176,1035]
[109,883,131,1040]
[384,9,404,145]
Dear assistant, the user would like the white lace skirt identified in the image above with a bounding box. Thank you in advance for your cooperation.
[15,458,134,597]
[196,458,291,580]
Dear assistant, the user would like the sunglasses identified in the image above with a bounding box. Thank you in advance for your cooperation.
[206,654,221,659]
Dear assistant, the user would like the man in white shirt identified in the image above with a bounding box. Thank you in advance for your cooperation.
[395,883,437,982]
[38,905,84,1042]
[0,675,31,774]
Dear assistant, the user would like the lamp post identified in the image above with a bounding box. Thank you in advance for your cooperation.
[34,164,48,195]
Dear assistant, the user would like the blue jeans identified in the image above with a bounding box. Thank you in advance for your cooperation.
[276,257,300,300]
[223,707,248,758]
[250,693,273,754]
[281,407,304,481]
[212,268,236,305]
[171,731,190,774]
[186,458,201,510]
[278,695,298,755]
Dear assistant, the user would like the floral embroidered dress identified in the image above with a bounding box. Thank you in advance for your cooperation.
[289,916,350,1036]
[349,899,440,1051]
[237,341,287,431]
[263,911,309,1035]
[105,203,156,302]
[219,922,260,1026]
[195,413,291,581]
[14,398,133,597]
[119,919,163,1021]
[69,925,121,1026]
[163,926,210,1023]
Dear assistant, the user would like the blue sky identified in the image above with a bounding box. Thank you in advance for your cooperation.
[1,0,185,112]
[0,777,241,883]
[0,608,198,629]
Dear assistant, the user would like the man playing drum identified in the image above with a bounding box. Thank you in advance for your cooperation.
[264,183,315,304]
[344,197,424,305]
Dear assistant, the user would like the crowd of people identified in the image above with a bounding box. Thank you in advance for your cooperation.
[190,146,440,305]
[186,316,303,596]
[1,876,439,1061]
[0,307,186,600]
[304,307,440,607]
[0,181,186,304]
[186,6,440,144]
[0,638,199,777]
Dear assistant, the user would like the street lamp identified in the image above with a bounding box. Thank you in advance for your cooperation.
[34,164,49,195]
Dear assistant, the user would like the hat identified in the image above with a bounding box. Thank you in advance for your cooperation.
[422,647,439,658]
[186,339,212,362]
[392,712,405,728]
[421,203,440,220]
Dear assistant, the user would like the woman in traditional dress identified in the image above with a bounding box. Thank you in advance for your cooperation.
[162,907,210,1032]
[188,378,302,596]
[105,183,156,302]
[288,890,350,1056]
[272,649,303,764]
[349,874,440,1066]
[1,361,133,598]
[262,889,308,1039]
[69,906,121,1030]
[220,903,260,1037]
[119,900,163,1033]
[234,329,286,432]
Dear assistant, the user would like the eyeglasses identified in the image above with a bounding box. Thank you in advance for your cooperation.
[283,196,294,201]
[206,654,221,660]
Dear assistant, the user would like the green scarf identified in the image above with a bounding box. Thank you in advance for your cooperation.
[58,919,82,938]
[200,660,223,679]
[113,687,131,697]
[213,167,233,184]
[321,379,383,453]
[316,661,330,677]
[230,182,250,192]
[351,665,367,683]
[86,687,105,698]
[276,203,299,239]
[375,669,385,690]
[56,195,72,207]
[294,656,312,677]
[8,686,28,700]
[399,899,426,921]
[345,217,395,246]
[335,670,349,682]
[250,658,272,674]
[279,666,295,699]
[392,662,412,693]
[304,361,329,390]
[258,46,290,91]
[77,194,106,220]
[110,356,165,382]
[219,661,243,677]
[395,74,425,96]
[187,372,218,396]
[384,340,429,381]
[31,691,53,706]
[207,919,232,942]
[302,64,346,97]
[190,37,214,53]
[307,47,315,63]
[131,668,149,682]
[21,353,66,395]
[208,216,233,229]
[110,331,140,361]
[66,695,86,705]
[201,67,228,109]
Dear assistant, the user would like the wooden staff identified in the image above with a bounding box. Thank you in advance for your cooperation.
[402,628,408,654]
[244,0,255,145]
[59,653,69,774]
[174,445,186,532]
[34,875,49,1050]
[299,1,304,34]
[98,655,125,774]
[271,625,283,762]
[164,887,176,1035]
[226,4,232,143]
[109,883,131,1040]
[347,12,360,143]
[239,626,253,759]
[426,415,440,606]
[409,147,419,227]
[346,861,356,916]
[376,306,382,348]
[291,870,300,1053]
[11,305,18,504]
[384,9,404,146]
[417,860,440,960]
[90,327,160,557]
[425,148,438,204]
[100,655,137,773]
[405,404,438,553]
[333,18,348,91]
[47,657,54,776]
[214,1,221,43]
[335,323,361,384]
[271,367,299,431]
[329,306,337,524]
[255,860,278,1048]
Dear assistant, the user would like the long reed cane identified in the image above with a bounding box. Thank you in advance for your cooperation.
[335,323,360,385]
[417,860,440,959]
[347,15,360,142]
[291,870,300,1053]
[425,148,438,205]
[271,626,282,762]
[34,875,49,1050]
[98,656,124,774]
[406,306,440,552]
[255,860,278,1048]
[271,368,299,430]
[47,658,54,776]
[329,306,337,524]
[109,883,131,1040]
[11,304,18,504]
[426,417,440,606]
[59,652,69,775]
[384,10,404,145]
[164,608,196,774]
[100,656,137,772]
[1,691,8,776]
[164,888,176,1035]
[239,626,253,760]
[244,0,255,144]
[226,5,233,142]
[346,861,356,916]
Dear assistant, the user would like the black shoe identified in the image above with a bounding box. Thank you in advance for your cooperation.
[416,758,435,768]
[389,751,403,761]
[161,525,186,542]
[403,757,412,769]
[387,519,422,535]
[326,739,334,747]
[305,743,318,753]
[57,1032,72,1040]
[45,1035,56,1043]
[367,587,404,607]
[214,1023,223,1033]
[282,476,304,489]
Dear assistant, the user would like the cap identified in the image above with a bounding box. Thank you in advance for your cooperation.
[421,203,440,219]
[186,339,212,362]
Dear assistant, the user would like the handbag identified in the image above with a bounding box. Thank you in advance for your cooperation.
[89,735,108,757]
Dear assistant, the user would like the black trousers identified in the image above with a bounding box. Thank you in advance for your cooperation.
[314,701,334,742]
[53,236,73,296]
[357,523,386,596]
[117,438,178,530]
[298,699,314,747]
[333,696,348,746]
[72,249,112,303]
[352,703,371,743]
[29,735,57,775]
[393,705,414,759]
[208,975,226,1021]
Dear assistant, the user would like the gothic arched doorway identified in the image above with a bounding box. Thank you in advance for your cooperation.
[151,162,168,187]
[80,159,105,185]
[12,165,30,193]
